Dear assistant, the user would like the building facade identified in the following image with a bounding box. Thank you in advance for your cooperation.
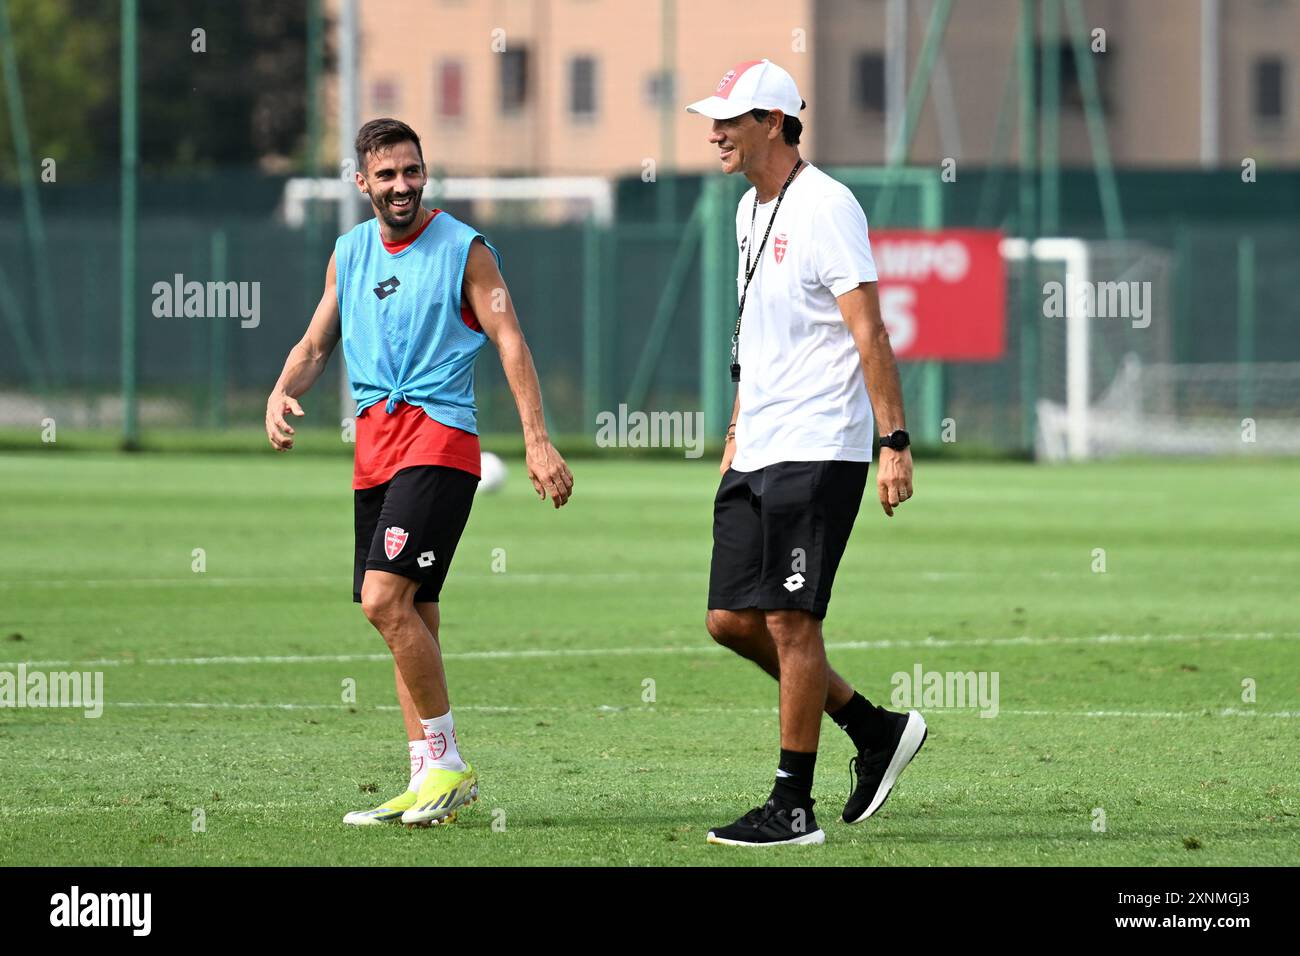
[324,0,1299,176]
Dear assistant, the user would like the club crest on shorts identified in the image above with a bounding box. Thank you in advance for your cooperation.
[427,731,447,760]
[774,233,789,264]
[384,526,409,560]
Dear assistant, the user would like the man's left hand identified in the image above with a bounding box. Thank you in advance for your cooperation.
[877,447,913,517]
[526,441,574,509]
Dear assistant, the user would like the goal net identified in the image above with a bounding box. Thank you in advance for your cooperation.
[1031,240,1300,460]
[1039,356,1300,459]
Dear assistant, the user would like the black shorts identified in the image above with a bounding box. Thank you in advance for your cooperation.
[353,465,479,604]
[708,460,869,620]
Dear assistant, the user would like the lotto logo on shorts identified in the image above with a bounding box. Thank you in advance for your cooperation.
[384,526,409,560]
[783,572,805,592]
[417,551,436,568]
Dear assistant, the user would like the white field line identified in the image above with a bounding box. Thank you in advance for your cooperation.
[4,630,1297,671]
[67,702,1300,719]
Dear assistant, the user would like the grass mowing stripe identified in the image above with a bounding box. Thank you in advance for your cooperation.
[5,630,1296,669]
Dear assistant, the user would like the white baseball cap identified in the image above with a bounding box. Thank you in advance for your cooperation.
[685,58,805,120]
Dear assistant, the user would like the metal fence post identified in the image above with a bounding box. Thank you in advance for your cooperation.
[120,0,139,448]
[209,229,228,428]
[1237,235,1256,417]
[582,216,601,434]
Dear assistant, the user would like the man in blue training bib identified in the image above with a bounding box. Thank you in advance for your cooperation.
[265,118,574,828]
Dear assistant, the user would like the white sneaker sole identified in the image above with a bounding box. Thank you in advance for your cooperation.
[343,794,416,826]
[848,709,928,824]
[705,828,826,847]
[342,810,406,826]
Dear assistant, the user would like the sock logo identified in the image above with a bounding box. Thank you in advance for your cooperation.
[427,731,447,760]
[383,526,408,560]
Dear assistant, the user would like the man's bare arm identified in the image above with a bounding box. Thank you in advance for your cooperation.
[265,252,341,451]
[721,391,740,475]
[462,239,573,508]
[838,281,914,516]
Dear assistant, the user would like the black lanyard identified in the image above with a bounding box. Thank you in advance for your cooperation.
[732,157,803,383]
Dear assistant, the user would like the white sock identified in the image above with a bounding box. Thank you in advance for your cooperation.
[407,739,431,792]
[419,711,467,772]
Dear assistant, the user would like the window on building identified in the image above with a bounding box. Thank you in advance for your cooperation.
[438,61,464,120]
[500,47,529,114]
[1254,57,1284,123]
[645,69,675,109]
[1037,42,1113,113]
[853,52,886,113]
[371,79,399,115]
[571,56,598,118]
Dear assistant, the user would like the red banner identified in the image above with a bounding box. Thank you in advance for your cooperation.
[871,229,1006,360]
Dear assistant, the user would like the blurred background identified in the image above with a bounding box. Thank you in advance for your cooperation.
[1,0,1297,458]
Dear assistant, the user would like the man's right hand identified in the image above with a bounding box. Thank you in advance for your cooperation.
[266,392,305,451]
[719,435,736,475]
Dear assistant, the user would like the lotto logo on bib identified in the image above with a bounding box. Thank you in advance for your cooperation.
[384,526,409,560]
[774,233,789,264]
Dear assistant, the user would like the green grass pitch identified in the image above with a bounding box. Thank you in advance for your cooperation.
[1,451,1297,866]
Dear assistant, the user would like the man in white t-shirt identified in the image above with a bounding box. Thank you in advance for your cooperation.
[686,59,927,847]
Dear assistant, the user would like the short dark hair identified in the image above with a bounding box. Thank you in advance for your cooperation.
[354,118,424,174]
[749,108,803,146]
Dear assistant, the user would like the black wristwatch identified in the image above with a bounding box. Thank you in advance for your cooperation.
[878,429,910,451]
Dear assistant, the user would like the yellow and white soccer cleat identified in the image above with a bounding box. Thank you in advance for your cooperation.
[342,790,418,826]
[400,764,479,827]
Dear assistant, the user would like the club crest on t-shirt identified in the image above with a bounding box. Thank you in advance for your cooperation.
[774,233,789,264]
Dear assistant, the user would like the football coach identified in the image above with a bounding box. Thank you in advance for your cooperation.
[687,59,926,846]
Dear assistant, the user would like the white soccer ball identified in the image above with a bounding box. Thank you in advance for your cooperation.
[478,452,508,494]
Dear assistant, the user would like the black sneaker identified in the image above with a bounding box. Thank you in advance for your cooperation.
[842,709,928,824]
[706,798,825,846]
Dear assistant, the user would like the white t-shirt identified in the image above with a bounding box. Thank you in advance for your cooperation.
[730,163,879,473]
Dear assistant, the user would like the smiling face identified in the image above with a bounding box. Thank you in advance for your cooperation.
[708,111,774,176]
[356,140,427,231]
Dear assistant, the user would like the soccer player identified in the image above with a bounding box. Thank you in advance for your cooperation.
[265,118,574,827]
[685,60,926,846]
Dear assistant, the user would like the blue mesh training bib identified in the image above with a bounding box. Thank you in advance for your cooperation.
[335,211,499,434]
